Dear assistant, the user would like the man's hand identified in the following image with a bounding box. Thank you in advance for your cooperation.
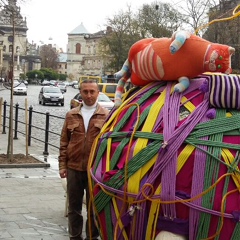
[59,169,67,178]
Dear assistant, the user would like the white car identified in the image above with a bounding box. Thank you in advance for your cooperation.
[13,82,27,95]
[57,82,67,92]
[73,83,79,89]
[70,92,114,110]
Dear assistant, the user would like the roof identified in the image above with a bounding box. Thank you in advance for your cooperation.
[68,22,89,35]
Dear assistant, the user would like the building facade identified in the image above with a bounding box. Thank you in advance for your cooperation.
[66,23,113,81]
[0,0,41,81]
[57,53,67,75]
[0,1,112,82]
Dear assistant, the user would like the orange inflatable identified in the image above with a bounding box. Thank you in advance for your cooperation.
[114,30,235,106]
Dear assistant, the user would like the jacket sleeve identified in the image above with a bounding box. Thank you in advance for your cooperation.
[58,117,70,170]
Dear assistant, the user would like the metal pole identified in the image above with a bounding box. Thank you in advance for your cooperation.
[28,105,33,146]
[14,102,18,139]
[43,112,49,156]
[2,100,7,134]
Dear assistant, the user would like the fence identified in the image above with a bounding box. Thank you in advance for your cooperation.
[0,99,65,156]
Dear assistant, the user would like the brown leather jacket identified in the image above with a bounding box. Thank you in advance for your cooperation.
[58,103,109,171]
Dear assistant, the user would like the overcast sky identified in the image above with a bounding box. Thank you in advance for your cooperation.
[19,0,184,51]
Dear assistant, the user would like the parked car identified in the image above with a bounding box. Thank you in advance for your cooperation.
[49,80,57,86]
[13,82,27,95]
[23,80,28,87]
[41,80,50,86]
[70,92,114,110]
[98,83,118,100]
[63,81,70,86]
[73,83,79,89]
[57,82,67,92]
[38,86,64,106]
[69,80,78,87]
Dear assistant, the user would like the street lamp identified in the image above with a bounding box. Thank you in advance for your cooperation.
[35,73,38,80]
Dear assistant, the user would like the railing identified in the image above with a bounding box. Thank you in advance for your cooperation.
[0,99,65,156]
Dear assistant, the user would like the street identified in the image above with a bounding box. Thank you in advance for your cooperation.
[0,83,79,116]
[0,84,80,155]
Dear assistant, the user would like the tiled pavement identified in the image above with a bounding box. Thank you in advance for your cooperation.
[0,133,88,240]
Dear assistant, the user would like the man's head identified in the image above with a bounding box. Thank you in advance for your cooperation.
[80,80,99,106]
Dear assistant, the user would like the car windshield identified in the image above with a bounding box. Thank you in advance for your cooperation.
[14,82,26,87]
[98,93,111,102]
[44,88,61,93]
[18,83,26,87]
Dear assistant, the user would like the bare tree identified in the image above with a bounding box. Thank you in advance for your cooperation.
[99,6,141,71]
[137,2,187,38]
[0,0,28,161]
[99,2,187,71]
[39,44,59,69]
[179,0,219,35]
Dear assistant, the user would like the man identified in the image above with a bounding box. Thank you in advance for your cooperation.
[59,80,109,240]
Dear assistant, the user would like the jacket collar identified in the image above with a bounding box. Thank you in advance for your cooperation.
[71,103,106,115]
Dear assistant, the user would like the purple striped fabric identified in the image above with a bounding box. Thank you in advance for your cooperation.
[208,74,240,109]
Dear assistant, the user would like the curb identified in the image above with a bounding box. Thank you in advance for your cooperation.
[0,154,51,168]
[0,162,50,168]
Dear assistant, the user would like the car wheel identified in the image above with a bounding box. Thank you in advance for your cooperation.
[39,100,41,104]
[43,100,46,105]
[61,102,64,106]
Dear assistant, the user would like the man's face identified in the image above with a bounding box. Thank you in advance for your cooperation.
[80,82,99,106]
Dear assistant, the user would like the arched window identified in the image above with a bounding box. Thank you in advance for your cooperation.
[76,43,81,54]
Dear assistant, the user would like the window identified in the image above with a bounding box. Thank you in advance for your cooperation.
[76,43,81,54]
[106,85,117,93]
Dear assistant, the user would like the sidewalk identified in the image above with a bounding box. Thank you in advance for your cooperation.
[0,133,88,240]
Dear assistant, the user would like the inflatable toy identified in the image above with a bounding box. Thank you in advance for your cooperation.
[88,73,240,240]
[114,30,235,106]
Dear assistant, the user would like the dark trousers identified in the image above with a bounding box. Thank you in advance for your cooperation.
[67,168,99,240]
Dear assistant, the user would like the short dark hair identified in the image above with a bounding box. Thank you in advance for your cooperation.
[79,80,99,90]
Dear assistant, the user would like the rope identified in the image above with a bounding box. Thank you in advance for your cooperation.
[195,4,240,35]
[88,79,240,240]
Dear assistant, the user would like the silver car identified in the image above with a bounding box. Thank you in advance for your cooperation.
[57,82,67,92]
